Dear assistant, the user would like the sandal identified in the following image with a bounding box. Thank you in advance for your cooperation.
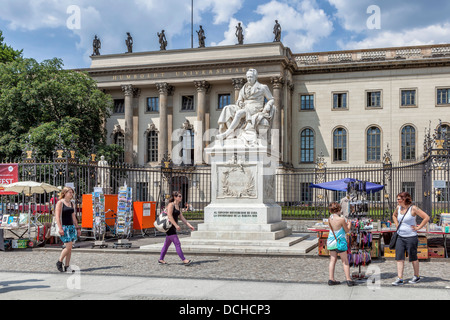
[183,259,192,266]
[158,260,168,265]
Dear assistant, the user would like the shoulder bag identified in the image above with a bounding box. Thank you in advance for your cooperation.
[153,209,173,233]
[389,206,410,250]
[50,215,60,237]
[328,215,348,252]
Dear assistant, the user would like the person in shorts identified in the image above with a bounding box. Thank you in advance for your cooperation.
[327,202,354,286]
[391,192,430,286]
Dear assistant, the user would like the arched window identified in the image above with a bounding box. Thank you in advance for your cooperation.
[401,125,416,161]
[147,130,158,163]
[300,128,314,163]
[333,128,347,161]
[367,126,381,162]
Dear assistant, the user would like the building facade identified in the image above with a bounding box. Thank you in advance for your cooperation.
[86,42,450,170]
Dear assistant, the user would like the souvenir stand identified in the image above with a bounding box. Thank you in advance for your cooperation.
[309,178,385,281]
[113,185,133,249]
[92,189,107,248]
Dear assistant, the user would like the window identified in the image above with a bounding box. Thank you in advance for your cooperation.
[401,125,416,161]
[300,129,314,163]
[218,94,231,110]
[438,124,450,140]
[147,97,159,112]
[181,95,194,111]
[402,182,415,200]
[180,129,194,165]
[136,182,149,201]
[300,182,313,203]
[401,89,416,107]
[114,133,125,163]
[147,131,158,162]
[300,94,314,110]
[367,127,381,162]
[113,99,125,114]
[367,91,381,108]
[333,92,347,109]
[437,88,450,105]
[333,128,347,161]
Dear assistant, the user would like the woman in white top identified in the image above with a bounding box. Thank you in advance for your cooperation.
[391,192,429,286]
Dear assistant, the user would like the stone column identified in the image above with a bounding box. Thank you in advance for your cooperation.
[271,76,284,163]
[156,82,174,163]
[194,80,210,165]
[132,88,141,165]
[121,84,134,164]
[286,81,294,166]
[231,78,246,102]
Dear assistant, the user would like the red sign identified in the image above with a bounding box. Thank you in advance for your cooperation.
[0,164,19,195]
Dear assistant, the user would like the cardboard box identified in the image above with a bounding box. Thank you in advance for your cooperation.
[418,236,427,247]
[318,239,329,256]
[417,248,428,260]
[383,245,396,257]
[428,246,445,258]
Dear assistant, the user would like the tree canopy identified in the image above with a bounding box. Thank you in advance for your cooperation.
[0,31,22,63]
[0,33,115,162]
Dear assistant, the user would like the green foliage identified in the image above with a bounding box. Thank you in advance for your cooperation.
[0,56,114,160]
[0,31,22,63]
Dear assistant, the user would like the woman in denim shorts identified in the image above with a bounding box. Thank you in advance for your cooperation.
[54,186,80,272]
[392,192,430,286]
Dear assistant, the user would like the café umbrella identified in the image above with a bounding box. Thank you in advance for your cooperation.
[1,181,61,240]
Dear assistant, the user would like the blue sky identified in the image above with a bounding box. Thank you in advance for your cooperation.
[1,0,450,69]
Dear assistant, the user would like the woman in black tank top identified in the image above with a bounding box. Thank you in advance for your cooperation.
[158,191,195,265]
[55,186,80,273]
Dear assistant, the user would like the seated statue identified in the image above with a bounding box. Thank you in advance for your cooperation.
[216,68,276,146]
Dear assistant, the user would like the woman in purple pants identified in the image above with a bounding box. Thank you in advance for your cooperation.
[159,191,195,265]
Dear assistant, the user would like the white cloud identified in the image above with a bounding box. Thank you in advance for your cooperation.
[341,23,450,50]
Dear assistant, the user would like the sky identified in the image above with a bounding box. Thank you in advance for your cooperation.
[2,0,450,69]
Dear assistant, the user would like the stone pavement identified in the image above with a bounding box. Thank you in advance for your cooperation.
[0,220,449,302]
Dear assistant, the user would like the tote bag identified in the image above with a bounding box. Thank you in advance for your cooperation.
[153,209,173,233]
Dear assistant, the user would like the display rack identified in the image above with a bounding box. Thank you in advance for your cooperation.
[92,190,107,248]
[113,186,133,249]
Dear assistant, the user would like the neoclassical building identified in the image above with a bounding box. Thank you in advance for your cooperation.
[85,42,450,169]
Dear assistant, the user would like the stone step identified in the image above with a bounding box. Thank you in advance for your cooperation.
[189,227,292,241]
[197,221,288,232]
[138,234,318,256]
[182,233,309,247]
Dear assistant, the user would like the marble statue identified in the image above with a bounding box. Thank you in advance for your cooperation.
[216,69,275,146]
[97,155,110,192]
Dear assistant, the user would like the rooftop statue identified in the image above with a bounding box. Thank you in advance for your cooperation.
[92,35,101,56]
[216,69,276,146]
[125,32,133,53]
[197,25,206,48]
[273,20,281,42]
[235,22,244,45]
[158,30,167,50]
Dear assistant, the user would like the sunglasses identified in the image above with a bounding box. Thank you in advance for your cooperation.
[177,195,182,198]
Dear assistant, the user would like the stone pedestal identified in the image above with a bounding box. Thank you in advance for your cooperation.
[189,139,292,243]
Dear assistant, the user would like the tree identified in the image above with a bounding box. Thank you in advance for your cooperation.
[0,31,22,63]
[0,57,115,161]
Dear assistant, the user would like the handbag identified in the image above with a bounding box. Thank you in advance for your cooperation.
[153,209,173,233]
[328,217,348,252]
[50,216,60,237]
[389,206,410,250]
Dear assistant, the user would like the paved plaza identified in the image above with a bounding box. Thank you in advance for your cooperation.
[0,229,449,303]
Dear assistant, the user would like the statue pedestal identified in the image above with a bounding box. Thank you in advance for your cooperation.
[190,139,292,242]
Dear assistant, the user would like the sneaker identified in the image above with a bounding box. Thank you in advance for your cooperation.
[392,278,404,286]
[409,276,421,284]
[328,280,341,286]
[65,266,75,273]
[56,260,64,272]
